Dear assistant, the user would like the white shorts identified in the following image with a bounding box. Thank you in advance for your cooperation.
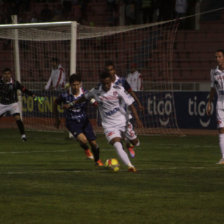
[0,102,20,116]
[104,121,137,142]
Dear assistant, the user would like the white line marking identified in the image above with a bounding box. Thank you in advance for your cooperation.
[0,148,114,154]
[0,166,222,175]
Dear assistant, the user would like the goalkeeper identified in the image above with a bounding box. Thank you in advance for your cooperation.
[0,68,36,141]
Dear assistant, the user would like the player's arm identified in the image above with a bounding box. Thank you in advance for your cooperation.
[129,103,144,128]
[17,81,35,98]
[118,85,143,128]
[137,73,143,91]
[123,79,144,111]
[207,87,215,116]
[45,75,52,90]
[207,69,216,116]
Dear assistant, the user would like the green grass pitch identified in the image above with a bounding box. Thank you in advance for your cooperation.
[0,129,224,224]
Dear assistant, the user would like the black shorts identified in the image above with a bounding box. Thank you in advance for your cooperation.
[66,118,96,141]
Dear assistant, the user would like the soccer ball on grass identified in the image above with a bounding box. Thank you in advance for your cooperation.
[105,158,120,172]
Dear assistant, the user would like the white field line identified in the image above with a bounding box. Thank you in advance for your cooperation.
[0,166,222,175]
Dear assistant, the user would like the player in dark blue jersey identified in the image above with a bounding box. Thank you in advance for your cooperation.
[53,74,103,166]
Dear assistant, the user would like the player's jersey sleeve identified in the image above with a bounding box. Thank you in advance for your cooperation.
[210,69,215,88]
[116,85,134,106]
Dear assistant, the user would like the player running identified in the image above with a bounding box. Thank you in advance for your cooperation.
[0,68,35,141]
[207,49,224,165]
[53,74,103,166]
[71,71,143,172]
[105,61,144,158]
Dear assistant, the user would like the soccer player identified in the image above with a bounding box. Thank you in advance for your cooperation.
[0,68,35,141]
[45,57,66,90]
[105,60,144,111]
[207,49,224,165]
[105,60,144,158]
[53,74,103,166]
[71,71,143,172]
[126,63,143,91]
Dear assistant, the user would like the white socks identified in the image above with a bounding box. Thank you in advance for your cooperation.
[113,142,133,167]
[219,134,224,158]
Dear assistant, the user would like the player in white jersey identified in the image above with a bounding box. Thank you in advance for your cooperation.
[105,61,144,158]
[207,49,224,165]
[45,57,66,90]
[71,71,143,172]
[126,63,143,91]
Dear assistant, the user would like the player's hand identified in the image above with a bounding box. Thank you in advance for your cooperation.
[136,118,144,128]
[54,118,61,129]
[63,103,71,109]
[206,102,212,116]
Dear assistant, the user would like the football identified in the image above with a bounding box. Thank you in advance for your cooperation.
[105,158,120,172]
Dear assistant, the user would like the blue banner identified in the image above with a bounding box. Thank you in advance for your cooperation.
[21,91,216,129]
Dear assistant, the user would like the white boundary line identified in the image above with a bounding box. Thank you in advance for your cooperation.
[0,166,223,175]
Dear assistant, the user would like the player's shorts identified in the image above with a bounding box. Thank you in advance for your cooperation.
[0,102,20,116]
[104,121,137,143]
[216,108,224,128]
[66,118,96,141]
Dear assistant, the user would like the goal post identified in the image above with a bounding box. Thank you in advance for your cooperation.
[0,19,182,135]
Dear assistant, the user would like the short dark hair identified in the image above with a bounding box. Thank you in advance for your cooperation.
[99,71,111,80]
[105,60,114,67]
[2,68,12,73]
[69,73,81,83]
[216,49,224,55]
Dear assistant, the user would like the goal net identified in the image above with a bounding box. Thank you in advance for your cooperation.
[0,20,181,135]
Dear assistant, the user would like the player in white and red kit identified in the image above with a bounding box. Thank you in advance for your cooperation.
[45,57,66,90]
[126,63,143,91]
[105,61,144,158]
[207,49,224,165]
[73,71,143,172]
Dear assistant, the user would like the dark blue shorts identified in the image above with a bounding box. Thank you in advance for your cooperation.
[66,118,96,141]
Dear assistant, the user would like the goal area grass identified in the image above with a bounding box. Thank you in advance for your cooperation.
[0,129,224,224]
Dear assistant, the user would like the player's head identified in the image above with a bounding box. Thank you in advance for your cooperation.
[100,71,112,92]
[52,57,59,68]
[2,68,12,82]
[216,49,224,67]
[69,73,82,93]
[105,60,116,78]
[130,62,137,72]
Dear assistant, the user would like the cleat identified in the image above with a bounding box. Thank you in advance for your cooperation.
[96,159,104,166]
[85,149,94,160]
[21,134,27,142]
[128,166,137,172]
[216,158,224,165]
[128,146,135,158]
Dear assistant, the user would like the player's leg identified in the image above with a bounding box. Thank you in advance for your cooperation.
[216,109,224,164]
[76,133,94,160]
[13,114,27,141]
[84,120,103,166]
[125,121,140,158]
[9,102,27,141]
[105,128,136,172]
[66,120,94,160]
